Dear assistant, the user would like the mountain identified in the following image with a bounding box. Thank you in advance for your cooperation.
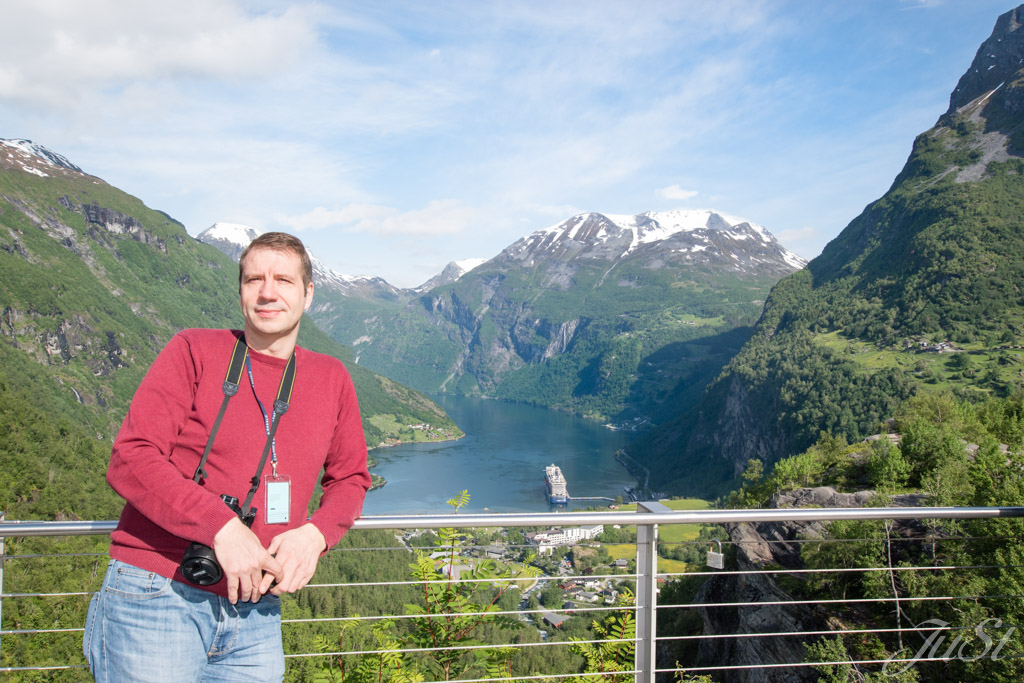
[490,209,802,277]
[1,138,83,174]
[416,258,487,292]
[0,142,459,522]
[194,222,260,261]
[310,209,803,423]
[634,4,1024,496]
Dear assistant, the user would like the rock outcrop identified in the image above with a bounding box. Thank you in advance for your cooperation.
[687,486,925,682]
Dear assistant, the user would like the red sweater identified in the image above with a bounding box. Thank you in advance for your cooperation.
[107,328,371,596]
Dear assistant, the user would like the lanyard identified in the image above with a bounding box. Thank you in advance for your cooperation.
[192,337,296,518]
[239,350,296,516]
[246,354,279,477]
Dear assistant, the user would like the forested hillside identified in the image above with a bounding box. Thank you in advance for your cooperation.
[672,391,1024,680]
[632,6,1024,496]
[0,141,463,678]
[0,140,460,526]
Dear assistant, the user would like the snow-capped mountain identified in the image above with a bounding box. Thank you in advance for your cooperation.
[196,222,261,261]
[327,206,805,407]
[501,209,805,276]
[195,222,401,298]
[0,138,84,177]
[416,257,487,291]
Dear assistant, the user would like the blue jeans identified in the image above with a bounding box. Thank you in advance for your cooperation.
[83,559,284,682]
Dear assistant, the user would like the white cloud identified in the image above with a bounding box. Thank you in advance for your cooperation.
[279,200,479,236]
[0,0,322,108]
[276,204,393,232]
[658,185,700,201]
[777,225,820,242]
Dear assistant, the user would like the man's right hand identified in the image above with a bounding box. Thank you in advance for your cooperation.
[212,517,283,604]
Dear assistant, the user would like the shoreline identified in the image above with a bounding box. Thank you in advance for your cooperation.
[370,431,465,451]
[368,432,465,492]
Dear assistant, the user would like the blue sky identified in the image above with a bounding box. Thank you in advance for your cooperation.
[0,1,1016,287]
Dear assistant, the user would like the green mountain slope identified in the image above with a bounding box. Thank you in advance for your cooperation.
[632,5,1024,496]
[0,141,458,522]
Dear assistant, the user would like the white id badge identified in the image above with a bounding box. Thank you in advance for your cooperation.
[265,475,291,524]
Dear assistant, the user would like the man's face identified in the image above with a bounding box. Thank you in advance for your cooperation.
[239,247,313,351]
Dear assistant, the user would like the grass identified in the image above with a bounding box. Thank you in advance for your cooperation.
[614,498,709,543]
[602,498,711,572]
[602,543,695,573]
[815,331,908,371]
[658,498,710,544]
[814,329,1024,396]
[661,499,711,511]
[659,524,704,544]
[606,544,636,561]
[367,413,456,443]
[616,498,710,512]
[656,558,691,574]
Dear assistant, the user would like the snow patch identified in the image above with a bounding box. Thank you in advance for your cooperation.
[202,222,261,246]
[1,138,83,172]
[783,251,807,270]
[21,165,48,178]
[453,257,487,274]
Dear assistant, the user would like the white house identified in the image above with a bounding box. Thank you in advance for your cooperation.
[528,525,604,554]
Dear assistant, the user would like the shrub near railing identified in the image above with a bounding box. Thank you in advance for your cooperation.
[314,491,543,682]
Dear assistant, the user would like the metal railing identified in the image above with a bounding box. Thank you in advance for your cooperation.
[2,502,1023,681]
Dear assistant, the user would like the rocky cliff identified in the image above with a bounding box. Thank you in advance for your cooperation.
[685,487,927,682]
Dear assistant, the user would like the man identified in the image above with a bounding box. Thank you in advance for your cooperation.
[84,232,371,681]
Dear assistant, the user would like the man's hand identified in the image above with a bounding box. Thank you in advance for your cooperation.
[259,523,327,596]
[212,516,283,604]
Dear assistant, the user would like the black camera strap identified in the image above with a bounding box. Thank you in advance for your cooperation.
[192,337,249,484]
[191,337,298,518]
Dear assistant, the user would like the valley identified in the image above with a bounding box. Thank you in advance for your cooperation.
[7,3,1024,679]
[361,393,635,515]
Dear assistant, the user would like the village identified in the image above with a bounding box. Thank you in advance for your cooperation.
[372,420,464,449]
[399,522,638,633]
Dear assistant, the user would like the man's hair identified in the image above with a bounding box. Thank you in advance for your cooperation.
[238,232,314,290]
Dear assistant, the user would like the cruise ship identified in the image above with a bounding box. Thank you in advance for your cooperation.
[545,464,570,504]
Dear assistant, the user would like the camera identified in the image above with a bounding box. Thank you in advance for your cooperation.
[180,495,257,586]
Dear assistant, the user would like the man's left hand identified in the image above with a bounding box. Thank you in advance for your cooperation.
[259,523,327,595]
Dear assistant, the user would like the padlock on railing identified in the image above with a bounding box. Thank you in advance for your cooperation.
[706,538,724,569]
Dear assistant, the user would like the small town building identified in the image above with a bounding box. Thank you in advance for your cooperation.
[527,525,604,554]
[438,563,473,581]
[542,612,571,628]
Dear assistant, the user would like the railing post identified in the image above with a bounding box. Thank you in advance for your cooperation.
[1,511,5,658]
[636,501,670,683]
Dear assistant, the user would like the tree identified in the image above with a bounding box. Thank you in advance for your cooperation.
[571,590,636,683]
[867,439,911,491]
[317,491,540,682]
[403,491,537,680]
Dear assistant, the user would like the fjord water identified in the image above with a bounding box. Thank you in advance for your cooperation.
[361,394,637,515]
